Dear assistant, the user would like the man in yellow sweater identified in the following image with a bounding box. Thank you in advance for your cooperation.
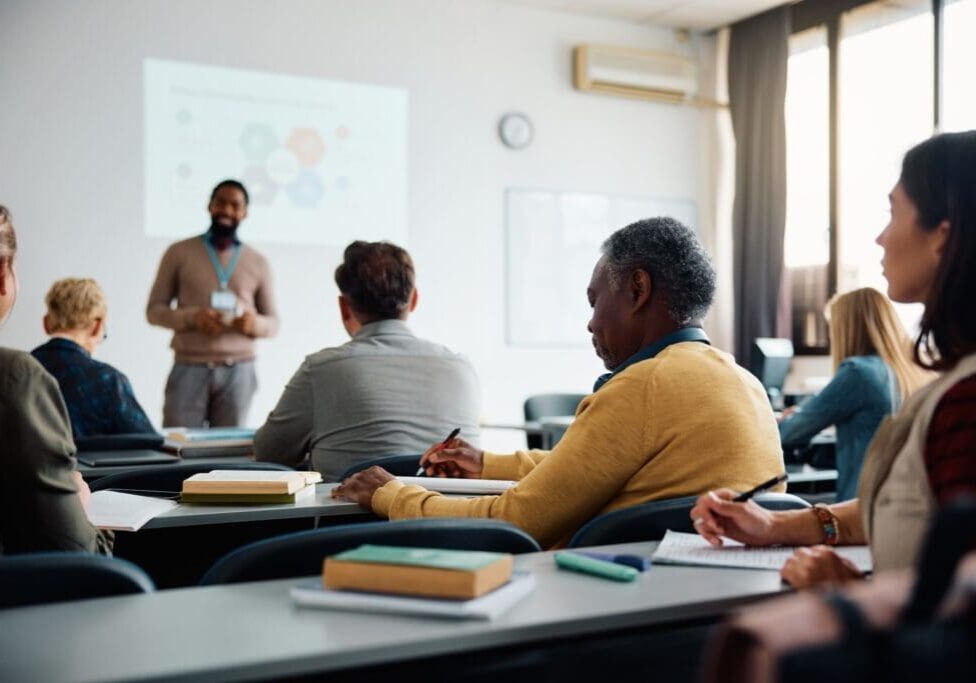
[333,217,784,548]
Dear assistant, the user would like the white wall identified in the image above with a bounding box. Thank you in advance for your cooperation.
[0,0,709,434]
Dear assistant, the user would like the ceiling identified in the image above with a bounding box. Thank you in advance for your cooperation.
[501,0,794,31]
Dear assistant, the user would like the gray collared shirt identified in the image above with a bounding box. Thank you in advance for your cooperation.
[254,319,481,481]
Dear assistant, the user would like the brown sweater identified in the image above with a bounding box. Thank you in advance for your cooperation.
[146,235,278,363]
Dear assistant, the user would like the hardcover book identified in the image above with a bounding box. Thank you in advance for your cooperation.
[323,544,514,600]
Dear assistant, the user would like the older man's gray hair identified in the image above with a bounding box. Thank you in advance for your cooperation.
[601,217,716,326]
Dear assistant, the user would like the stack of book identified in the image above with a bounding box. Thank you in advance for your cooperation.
[290,544,535,620]
[180,470,322,504]
[164,427,256,458]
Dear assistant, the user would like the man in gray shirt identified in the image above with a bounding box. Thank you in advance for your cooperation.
[254,241,481,480]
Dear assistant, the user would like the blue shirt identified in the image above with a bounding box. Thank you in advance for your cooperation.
[31,338,157,438]
[779,354,898,501]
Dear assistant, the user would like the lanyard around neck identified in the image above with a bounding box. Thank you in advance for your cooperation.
[203,236,241,291]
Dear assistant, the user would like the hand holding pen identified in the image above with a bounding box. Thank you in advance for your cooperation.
[689,473,789,547]
[416,428,484,479]
[415,428,461,476]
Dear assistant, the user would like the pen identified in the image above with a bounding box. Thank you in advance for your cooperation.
[732,473,789,502]
[571,550,652,572]
[415,427,461,476]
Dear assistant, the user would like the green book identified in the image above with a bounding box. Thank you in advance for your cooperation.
[180,489,310,505]
[332,544,507,571]
[325,544,514,599]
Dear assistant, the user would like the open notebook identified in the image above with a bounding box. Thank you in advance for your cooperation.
[652,530,873,573]
[395,476,517,495]
[86,491,178,531]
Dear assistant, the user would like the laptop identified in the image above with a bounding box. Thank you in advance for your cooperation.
[76,449,180,467]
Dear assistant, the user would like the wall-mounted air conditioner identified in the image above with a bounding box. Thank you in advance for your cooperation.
[573,44,702,105]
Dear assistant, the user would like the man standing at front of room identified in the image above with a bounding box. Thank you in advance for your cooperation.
[147,180,279,427]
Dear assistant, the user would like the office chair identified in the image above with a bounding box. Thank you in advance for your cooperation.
[0,552,155,608]
[567,492,810,548]
[89,461,294,493]
[336,454,422,482]
[199,517,542,585]
[523,393,586,449]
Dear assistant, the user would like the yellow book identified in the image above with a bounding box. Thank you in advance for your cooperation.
[181,470,321,495]
[323,545,513,600]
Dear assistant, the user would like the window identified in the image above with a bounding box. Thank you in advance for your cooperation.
[944,0,976,133]
[784,28,830,351]
[783,0,946,351]
[838,2,932,332]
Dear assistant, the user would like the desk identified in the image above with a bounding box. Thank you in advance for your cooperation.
[0,541,785,683]
[142,484,368,530]
[110,485,374,589]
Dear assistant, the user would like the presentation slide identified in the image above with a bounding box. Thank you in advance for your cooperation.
[144,58,408,246]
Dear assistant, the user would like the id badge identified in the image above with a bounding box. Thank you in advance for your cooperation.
[210,290,237,312]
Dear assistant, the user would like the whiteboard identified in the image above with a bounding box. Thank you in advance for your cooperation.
[505,189,697,347]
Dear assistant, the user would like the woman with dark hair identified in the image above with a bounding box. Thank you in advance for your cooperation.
[0,205,111,554]
[691,130,976,588]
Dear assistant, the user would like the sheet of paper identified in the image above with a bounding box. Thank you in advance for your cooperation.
[291,571,535,620]
[86,491,178,531]
[395,476,517,495]
[652,530,873,573]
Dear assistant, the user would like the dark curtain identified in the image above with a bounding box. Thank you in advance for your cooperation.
[728,6,791,363]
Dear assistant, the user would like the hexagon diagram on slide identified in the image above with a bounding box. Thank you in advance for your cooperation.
[239,123,278,163]
[286,128,326,167]
[238,124,330,208]
[285,170,325,208]
[242,165,279,205]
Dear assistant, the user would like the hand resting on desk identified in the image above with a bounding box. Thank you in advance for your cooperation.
[780,546,863,588]
[332,466,395,509]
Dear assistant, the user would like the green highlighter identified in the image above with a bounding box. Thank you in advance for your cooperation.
[554,551,639,582]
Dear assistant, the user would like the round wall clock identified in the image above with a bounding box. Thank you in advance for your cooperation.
[498,112,534,150]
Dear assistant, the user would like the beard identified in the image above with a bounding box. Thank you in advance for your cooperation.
[209,219,239,241]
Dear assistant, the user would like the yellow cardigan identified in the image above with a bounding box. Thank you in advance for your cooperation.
[372,342,785,548]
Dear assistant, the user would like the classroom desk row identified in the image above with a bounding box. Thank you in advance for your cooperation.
[0,541,787,683]
[140,483,366,530]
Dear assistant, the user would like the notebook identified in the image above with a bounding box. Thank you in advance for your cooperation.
[86,490,178,531]
[652,530,873,573]
[395,476,517,495]
[291,571,535,620]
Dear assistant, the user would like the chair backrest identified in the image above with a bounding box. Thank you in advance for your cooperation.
[200,517,543,585]
[523,393,586,449]
[0,552,155,608]
[567,492,810,548]
[523,393,586,422]
[89,461,294,493]
[336,454,422,482]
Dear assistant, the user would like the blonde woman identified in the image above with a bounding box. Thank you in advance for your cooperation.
[779,287,929,500]
[31,278,156,438]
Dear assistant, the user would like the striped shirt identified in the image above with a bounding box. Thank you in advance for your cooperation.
[924,373,976,503]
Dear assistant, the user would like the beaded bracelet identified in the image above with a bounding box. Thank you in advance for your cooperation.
[812,503,839,545]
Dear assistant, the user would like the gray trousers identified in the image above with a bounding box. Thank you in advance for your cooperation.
[162,361,257,428]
